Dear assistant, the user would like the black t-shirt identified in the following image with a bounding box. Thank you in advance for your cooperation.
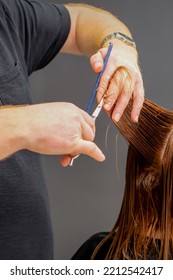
[0,0,70,259]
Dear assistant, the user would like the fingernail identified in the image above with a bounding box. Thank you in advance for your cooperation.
[133,115,139,123]
[104,103,111,110]
[114,113,121,122]
[100,154,105,162]
[95,62,102,69]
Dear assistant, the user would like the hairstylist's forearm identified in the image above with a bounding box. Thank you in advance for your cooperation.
[0,106,27,159]
[0,103,105,164]
[62,4,144,124]
[62,4,135,56]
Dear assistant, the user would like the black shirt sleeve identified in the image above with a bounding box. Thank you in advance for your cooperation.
[2,0,71,75]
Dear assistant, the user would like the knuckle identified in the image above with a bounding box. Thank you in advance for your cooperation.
[122,87,131,99]
[91,122,96,133]
[121,92,131,104]
[90,134,95,142]
[109,79,118,90]
[102,74,111,84]
[138,93,145,102]
[98,83,107,94]
[134,90,145,103]
[88,143,96,154]
[114,71,122,83]
[106,91,117,102]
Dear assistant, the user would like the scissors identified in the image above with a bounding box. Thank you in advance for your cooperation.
[69,43,113,166]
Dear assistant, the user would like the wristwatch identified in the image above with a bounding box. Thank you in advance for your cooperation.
[101,32,136,48]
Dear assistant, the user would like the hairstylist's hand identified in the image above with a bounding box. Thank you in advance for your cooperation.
[20,102,105,167]
[90,40,144,123]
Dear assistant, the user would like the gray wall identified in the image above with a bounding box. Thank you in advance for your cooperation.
[30,0,173,259]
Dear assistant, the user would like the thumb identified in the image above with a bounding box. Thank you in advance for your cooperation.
[76,139,105,162]
[90,48,109,73]
[60,140,105,167]
[60,155,73,167]
[90,51,104,73]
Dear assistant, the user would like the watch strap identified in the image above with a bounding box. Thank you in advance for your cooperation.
[101,32,136,48]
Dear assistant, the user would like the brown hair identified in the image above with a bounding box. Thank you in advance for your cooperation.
[93,99,173,259]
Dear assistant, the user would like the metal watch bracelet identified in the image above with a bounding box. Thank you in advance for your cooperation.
[101,32,136,48]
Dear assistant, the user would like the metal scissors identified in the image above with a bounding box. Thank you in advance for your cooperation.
[69,43,113,166]
[69,97,104,166]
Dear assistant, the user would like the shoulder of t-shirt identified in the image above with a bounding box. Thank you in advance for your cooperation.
[0,0,71,74]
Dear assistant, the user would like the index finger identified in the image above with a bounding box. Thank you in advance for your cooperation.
[96,59,117,103]
[87,43,113,113]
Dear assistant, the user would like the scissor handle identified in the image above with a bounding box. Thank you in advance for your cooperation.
[86,42,113,114]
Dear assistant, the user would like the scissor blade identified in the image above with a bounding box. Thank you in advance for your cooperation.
[92,98,104,120]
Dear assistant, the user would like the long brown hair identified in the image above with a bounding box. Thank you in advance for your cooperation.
[93,99,173,259]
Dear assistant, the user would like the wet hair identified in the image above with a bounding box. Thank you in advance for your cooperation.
[93,98,173,259]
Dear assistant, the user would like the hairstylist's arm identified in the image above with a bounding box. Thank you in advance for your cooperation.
[62,4,144,123]
[0,103,105,165]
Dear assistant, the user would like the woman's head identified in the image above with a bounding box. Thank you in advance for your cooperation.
[94,99,173,259]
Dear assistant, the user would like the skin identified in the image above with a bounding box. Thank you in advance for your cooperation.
[0,3,144,167]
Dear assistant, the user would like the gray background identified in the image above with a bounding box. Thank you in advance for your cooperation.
[30,0,173,259]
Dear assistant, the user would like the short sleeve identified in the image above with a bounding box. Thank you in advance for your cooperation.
[2,0,71,75]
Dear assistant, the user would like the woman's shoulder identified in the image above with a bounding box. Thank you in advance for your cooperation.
[71,232,111,260]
